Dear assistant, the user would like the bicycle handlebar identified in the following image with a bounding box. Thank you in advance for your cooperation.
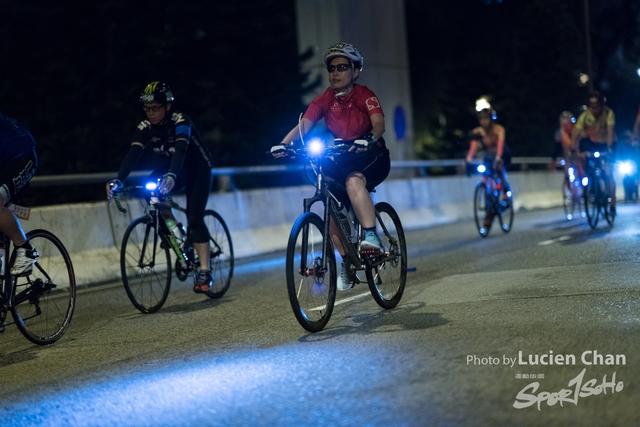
[110,185,184,214]
[272,141,353,160]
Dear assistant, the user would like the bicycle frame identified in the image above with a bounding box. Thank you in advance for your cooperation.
[0,234,36,314]
[297,147,396,276]
[114,184,190,270]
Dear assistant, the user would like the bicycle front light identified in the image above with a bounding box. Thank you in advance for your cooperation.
[145,182,158,191]
[617,161,635,175]
[477,165,486,174]
[307,138,325,155]
[581,177,589,186]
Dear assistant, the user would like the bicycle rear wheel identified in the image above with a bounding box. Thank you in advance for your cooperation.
[584,177,599,229]
[473,183,490,237]
[11,229,76,345]
[202,210,234,299]
[120,216,171,313]
[286,212,336,332]
[365,202,407,309]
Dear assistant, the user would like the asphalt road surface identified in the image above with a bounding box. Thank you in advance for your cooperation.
[1,205,639,427]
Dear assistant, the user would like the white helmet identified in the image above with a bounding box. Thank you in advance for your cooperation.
[323,43,364,70]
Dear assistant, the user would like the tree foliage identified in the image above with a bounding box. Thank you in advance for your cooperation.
[406,0,640,160]
[0,0,316,203]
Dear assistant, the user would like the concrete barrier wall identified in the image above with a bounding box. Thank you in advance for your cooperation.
[18,171,570,286]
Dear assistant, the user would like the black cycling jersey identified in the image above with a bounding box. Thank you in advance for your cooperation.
[115,110,213,243]
[117,110,213,182]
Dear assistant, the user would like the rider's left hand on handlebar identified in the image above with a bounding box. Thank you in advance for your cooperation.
[159,173,176,194]
[350,133,377,153]
[106,179,122,200]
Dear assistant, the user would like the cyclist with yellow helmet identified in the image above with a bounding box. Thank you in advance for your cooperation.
[106,82,215,293]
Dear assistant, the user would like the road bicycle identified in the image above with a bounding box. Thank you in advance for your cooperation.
[112,181,234,313]
[0,205,76,345]
[277,141,407,332]
[583,151,615,228]
[470,163,514,237]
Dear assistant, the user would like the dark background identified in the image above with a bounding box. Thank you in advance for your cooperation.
[1,0,639,205]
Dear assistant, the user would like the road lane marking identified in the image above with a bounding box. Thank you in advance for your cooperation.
[538,236,571,246]
[310,291,369,311]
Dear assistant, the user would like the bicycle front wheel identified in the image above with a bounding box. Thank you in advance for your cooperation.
[498,188,514,233]
[286,212,336,333]
[11,229,76,345]
[473,183,490,237]
[562,177,575,220]
[203,210,234,299]
[365,202,407,309]
[120,216,171,313]
[584,178,599,229]
[602,184,615,226]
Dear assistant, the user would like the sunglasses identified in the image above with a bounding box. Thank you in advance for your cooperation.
[143,105,165,113]
[326,64,351,73]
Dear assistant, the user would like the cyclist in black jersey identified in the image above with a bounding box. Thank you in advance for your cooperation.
[0,110,39,277]
[106,82,215,293]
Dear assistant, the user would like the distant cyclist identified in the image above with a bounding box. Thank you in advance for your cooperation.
[106,82,215,293]
[271,42,390,291]
[465,108,512,229]
[553,111,584,176]
[0,110,39,276]
[573,91,616,214]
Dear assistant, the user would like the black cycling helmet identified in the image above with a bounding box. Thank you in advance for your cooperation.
[140,81,174,104]
[323,42,364,70]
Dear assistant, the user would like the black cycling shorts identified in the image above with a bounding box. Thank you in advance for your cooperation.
[0,150,37,206]
[320,145,391,209]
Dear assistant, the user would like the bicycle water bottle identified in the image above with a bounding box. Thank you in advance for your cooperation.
[165,219,186,247]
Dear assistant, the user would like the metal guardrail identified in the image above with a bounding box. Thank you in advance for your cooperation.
[30,157,552,187]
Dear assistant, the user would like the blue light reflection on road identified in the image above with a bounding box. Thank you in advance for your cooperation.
[0,342,412,427]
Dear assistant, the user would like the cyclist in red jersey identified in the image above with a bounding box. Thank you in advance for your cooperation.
[271,42,390,291]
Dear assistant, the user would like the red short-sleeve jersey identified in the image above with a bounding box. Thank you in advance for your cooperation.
[303,84,384,141]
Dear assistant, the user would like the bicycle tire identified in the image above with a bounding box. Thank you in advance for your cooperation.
[584,177,599,229]
[601,179,615,226]
[11,229,76,345]
[203,210,234,299]
[365,202,407,309]
[562,178,575,220]
[120,216,171,313]
[285,212,336,332]
[498,189,514,233]
[473,183,490,237]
